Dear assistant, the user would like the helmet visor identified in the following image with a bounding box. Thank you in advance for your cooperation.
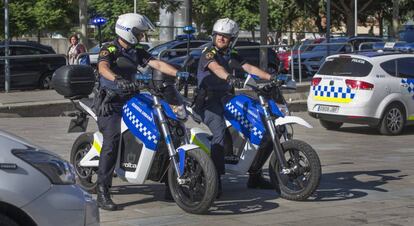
[132,27,145,41]
[143,15,156,31]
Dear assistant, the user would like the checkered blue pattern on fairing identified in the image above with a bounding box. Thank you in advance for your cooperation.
[401,79,414,94]
[312,85,356,99]
[122,102,160,150]
[225,101,264,145]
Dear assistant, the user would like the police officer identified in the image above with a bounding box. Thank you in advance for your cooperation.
[196,18,274,197]
[96,13,188,211]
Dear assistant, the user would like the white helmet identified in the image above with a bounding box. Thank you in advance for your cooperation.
[212,18,239,39]
[115,13,155,45]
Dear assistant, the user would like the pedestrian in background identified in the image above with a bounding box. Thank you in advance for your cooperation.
[67,34,88,65]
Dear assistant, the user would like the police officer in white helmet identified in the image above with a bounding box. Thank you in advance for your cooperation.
[96,13,189,211]
[195,18,274,198]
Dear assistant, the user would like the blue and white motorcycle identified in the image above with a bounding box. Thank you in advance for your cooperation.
[188,75,321,200]
[54,59,218,214]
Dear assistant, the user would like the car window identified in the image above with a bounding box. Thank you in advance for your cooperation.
[12,47,44,55]
[318,57,373,77]
[380,60,397,77]
[397,57,414,78]
[312,39,346,52]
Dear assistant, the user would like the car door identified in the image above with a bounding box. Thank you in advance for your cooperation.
[396,57,414,120]
[10,47,46,88]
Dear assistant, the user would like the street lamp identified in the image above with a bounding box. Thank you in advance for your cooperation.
[91,17,107,47]
[355,0,358,36]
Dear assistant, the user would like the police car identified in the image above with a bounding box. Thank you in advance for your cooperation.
[307,42,414,135]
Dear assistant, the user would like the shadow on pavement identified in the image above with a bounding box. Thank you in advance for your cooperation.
[310,169,406,201]
[335,125,414,136]
[208,174,279,215]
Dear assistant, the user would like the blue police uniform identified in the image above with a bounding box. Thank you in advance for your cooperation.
[196,43,246,175]
[97,39,154,188]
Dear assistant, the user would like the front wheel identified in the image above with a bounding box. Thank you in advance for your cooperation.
[168,149,217,214]
[70,132,98,193]
[269,140,321,201]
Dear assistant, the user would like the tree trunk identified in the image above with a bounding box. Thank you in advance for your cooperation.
[79,0,88,49]
[346,13,355,36]
[391,0,399,39]
[251,30,255,42]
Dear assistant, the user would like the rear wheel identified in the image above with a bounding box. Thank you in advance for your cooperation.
[168,149,217,214]
[0,213,19,226]
[269,140,321,201]
[39,72,53,89]
[379,104,405,135]
[70,132,98,193]
[319,119,343,130]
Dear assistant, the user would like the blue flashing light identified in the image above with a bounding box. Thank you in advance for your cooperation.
[91,17,107,26]
[183,25,195,34]
[373,42,414,53]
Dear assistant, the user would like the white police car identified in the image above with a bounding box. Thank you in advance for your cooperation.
[307,43,414,135]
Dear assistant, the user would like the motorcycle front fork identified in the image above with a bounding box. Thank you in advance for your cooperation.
[153,96,184,182]
[258,96,291,175]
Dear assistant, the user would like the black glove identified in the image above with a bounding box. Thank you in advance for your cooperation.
[114,76,136,92]
[226,75,244,88]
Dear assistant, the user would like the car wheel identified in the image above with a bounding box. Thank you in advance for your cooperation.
[319,119,343,130]
[0,213,19,226]
[379,103,405,135]
[39,73,53,89]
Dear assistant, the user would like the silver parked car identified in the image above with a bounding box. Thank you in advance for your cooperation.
[0,130,99,226]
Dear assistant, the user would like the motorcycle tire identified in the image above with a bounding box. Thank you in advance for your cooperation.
[168,149,217,214]
[269,139,321,201]
[70,132,98,194]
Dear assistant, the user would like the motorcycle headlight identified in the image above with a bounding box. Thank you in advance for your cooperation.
[170,104,187,120]
[277,104,290,116]
[13,149,76,185]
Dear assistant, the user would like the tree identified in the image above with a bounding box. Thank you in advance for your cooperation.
[88,0,180,41]
[269,0,302,43]
[330,0,375,36]
[192,0,220,36]
[0,0,76,40]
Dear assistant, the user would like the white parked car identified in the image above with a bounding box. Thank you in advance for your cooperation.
[307,43,414,135]
[0,130,99,226]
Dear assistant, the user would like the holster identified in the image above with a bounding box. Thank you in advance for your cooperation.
[192,88,207,113]
[93,88,117,117]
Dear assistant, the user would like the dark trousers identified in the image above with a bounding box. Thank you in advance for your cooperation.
[97,103,123,187]
[200,99,226,175]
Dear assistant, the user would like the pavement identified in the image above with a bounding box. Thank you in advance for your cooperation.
[1,113,413,226]
[0,82,311,118]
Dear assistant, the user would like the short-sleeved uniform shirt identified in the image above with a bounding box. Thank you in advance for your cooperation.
[197,43,246,93]
[98,39,154,93]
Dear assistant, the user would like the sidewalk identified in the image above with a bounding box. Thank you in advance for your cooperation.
[0,82,310,117]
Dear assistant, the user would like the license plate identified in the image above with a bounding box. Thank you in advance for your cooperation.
[318,105,339,113]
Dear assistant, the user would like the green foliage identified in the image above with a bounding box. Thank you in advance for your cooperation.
[88,0,180,41]
[0,0,76,38]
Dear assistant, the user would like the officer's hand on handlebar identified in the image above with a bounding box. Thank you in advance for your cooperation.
[176,71,190,80]
[114,76,136,92]
[226,75,244,89]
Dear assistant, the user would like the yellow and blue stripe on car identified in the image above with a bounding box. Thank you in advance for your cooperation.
[312,85,356,103]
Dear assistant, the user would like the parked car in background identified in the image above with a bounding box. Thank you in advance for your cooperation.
[277,38,325,73]
[0,41,66,90]
[148,39,209,60]
[399,23,414,43]
[292,36,383,78]
[307,43,414,135]
[0,129,99,226]
[89,42,153,66]
[169,40,279,74]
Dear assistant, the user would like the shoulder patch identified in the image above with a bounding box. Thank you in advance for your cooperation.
[205,51,215,60]
[99,50,110,57]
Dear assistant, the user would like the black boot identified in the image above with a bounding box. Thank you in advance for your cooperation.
[164,185,174,201]
[216,176,222,199]
[247,171,274,189]
[97,185,118,211]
